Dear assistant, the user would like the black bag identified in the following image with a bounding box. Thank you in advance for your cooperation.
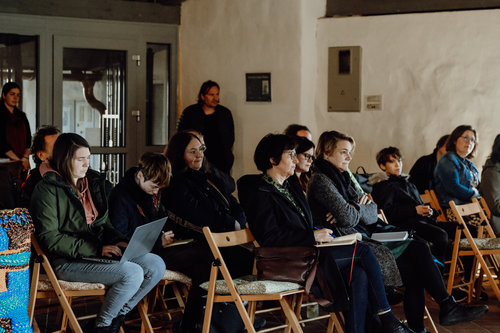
[254,246,319,292]
[353,166,375,193]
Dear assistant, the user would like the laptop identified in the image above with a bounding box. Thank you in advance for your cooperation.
[83,217,167,264]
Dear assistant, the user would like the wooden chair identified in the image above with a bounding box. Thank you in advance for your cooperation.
[28,236,153,333]
[423,190,447,222]
[447,199,500,302]
[201,226,305,333]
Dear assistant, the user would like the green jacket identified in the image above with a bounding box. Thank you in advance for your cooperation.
[30,169,126,266]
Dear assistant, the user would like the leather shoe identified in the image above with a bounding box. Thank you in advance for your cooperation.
[386,321,411,333]
[440,298,489,326]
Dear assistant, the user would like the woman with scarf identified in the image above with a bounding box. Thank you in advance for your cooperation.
[307,130,488,333]
[238,133,412,333]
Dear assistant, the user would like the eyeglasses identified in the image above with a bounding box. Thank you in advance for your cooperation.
[186,145,207,155]
[460,136,476,144]
[302,153,314,161]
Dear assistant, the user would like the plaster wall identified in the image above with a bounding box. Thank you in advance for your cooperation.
[180,1,500,180]
[316,10,500,173]
[179,0,324,179]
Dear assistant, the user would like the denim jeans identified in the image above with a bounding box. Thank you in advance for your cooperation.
[321,242,390,333]
[55,253,165,327]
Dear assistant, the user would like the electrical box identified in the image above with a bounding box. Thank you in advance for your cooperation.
[327,46,361,112]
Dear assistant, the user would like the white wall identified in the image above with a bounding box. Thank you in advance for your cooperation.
[180,2,500,180]
[179,0,325,180]
[315,10,500,173]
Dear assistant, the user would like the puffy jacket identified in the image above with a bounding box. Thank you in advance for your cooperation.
[434,151,479,207]
[30,170,126,266]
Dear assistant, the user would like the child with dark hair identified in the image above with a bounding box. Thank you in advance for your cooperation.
[370,147,450,264]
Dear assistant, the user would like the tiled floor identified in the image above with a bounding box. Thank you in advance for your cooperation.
[34,285,500,332]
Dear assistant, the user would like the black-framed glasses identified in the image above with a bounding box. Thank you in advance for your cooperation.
[187,144,207,155]
[302,153,314,161]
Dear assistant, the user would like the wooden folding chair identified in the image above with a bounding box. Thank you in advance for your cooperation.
[201,226,305,333]
[447,199,500,302]
[424,190,447,222]
[28,235,153,333]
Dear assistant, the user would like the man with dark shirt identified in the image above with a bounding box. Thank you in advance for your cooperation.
[22,125,60,202]
[177,80,234,174]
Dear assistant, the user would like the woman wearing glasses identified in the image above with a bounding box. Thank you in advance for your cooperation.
[162,130,252,332]
[434,125,480,216]
[288,136,315,193]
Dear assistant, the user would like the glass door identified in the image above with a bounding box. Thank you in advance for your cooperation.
[53,36,140,184]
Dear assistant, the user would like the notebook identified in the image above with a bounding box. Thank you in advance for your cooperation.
[83,217,167,264]
[316,233,362,247]
[371,231,408,242]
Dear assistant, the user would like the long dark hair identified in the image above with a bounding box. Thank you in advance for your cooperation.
[165,131,208,175]
[445,125,477,158]
[490,134,500,163]
[50,133,90,194]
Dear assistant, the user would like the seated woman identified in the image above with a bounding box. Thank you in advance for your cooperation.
[306,130,488,333]
[370,146,449,264]
[434,125,480,217]
[29,133,165,333]
[288,136,315,193]
[162,131,253,331]
[238,133,411,333]
[479,134,500,235]
[109,151,213,332]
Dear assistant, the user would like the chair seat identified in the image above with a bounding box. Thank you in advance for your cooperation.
[459,237,500,250]
[163,270,192,284]
[200,274,301,295]
[38,274,106,291]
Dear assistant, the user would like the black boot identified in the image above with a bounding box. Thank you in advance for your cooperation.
[110,314,126,333]
[379,311,411,333]
[439,296,489,326]
[95,324,113,333]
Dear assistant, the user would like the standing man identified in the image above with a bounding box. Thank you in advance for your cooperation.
[177,80,235,174]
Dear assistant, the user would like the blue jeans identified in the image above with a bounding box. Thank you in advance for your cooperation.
[321,242,390,333]
[55,253,165,327]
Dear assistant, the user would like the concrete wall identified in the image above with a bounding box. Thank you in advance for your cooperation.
[180,1,500,180]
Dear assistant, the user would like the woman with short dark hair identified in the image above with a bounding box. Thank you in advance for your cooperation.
[240,133,411,333]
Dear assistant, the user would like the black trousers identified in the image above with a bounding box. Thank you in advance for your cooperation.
[396,239,449,331]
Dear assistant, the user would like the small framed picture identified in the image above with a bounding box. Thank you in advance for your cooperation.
[246,73,271,102]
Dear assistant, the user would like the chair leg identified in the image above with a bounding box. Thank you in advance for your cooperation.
[137,299,154,333]
[424,306,438,333]
[202,267,218,333]
[279,296,303,333]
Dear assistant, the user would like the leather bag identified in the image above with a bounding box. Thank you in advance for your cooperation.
[254,246,319,293]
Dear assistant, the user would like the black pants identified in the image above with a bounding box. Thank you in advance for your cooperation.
[396,239,449,331]
[400,218,450,264]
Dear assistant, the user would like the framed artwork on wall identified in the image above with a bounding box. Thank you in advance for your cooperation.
[246,73,271,102]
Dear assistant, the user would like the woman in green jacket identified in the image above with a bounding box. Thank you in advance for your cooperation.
[30,133,165,333]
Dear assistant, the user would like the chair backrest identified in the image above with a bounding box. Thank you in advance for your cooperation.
[377,209,389,224]
[478,196,492,220]
[426,189,447,222]
[449,200,494,239]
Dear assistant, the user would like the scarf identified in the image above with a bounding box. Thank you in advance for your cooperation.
[312,156,355,203]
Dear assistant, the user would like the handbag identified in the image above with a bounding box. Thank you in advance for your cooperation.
[353,166,375,193]
[254,246,319,293]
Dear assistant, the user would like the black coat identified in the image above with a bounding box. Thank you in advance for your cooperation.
[237,174,315,247]
[162,168,245,240]
[408,151,438,194]
[371,174,429,227]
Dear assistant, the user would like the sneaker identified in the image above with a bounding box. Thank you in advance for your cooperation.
[439,298,489,326]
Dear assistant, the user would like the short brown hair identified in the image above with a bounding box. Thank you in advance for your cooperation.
[138,152,171,188]
[376,147,402,166]
[315,131,355,158]
[445,125,478,158]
